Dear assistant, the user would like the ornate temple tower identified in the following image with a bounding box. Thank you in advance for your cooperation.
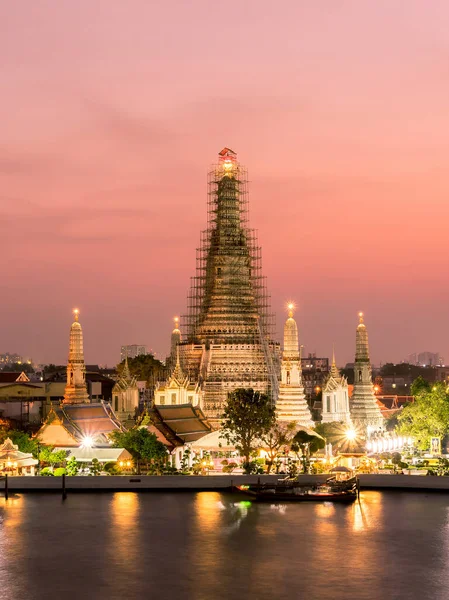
[181,148,280,422]
[112,356,140,426]
[350,313,384,431]
[276,304,313,426]
[63,309,90,404]
[321,350,351,423]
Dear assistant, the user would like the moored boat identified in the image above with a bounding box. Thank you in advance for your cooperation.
[235,476,359,503]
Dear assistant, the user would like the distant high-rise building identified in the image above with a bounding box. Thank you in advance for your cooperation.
[417,351,442,367]
[301,354,329,400]
[120,345,147,362]
[350,313,383,432]
[0,353,24,365]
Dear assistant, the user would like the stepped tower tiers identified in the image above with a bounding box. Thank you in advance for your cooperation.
[350,313,384,432]
[63,309,90,404]
[276,304,313,426]
[181,148,280,422]
[321,349,351,423]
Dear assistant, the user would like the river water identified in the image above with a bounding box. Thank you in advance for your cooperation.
[0,490,448,600]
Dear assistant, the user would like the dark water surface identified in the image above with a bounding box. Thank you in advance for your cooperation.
[0,490,448,600]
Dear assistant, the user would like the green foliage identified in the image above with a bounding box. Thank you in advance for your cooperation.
[90,458,101,476]
[42,364,65,377]
[397,380,449,450]
[116,354,164,385]
[40,467,53,476]
[180,448,192,473]
[261,421,296,474]
[66,456,79,476]
[410,376,431,397]
[291,430,325,473]
[221,388,276,472]
[111,428,168,474]
[53,468,66,477]
[39,447,67,465]
[7,431,39,457]
[221,460,238,474]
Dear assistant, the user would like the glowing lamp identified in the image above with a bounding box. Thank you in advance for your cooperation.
[223,160,233,171]
[345,429,357,441]
[81,435,94,449]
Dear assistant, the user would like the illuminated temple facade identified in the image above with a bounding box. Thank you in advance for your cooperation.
[276,305,313,426]
[321,351,351,423]
[350,313,384,432]
[166,148,280,424]
[63,309,90,404]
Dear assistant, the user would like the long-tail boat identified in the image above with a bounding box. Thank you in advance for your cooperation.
[235,476,359,503]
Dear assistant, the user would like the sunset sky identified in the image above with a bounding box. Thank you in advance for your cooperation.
[1,1,449,366]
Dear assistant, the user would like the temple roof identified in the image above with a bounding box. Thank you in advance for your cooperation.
[39,402,125,447]
[0,437,38,466]
[0,371,30,383]
[149,404,212,444]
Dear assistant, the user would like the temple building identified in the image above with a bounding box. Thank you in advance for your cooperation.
[0,437,38,476]
[321,351,351,423]
[276,304,313,426]
[63,309,90,404]
[168,317,181,367]
[37,309,128,448]
[174,148,280,424]
[112,356,140,427]
[154,346,202,407]
[350,313,384,432]
[37,403,125,447]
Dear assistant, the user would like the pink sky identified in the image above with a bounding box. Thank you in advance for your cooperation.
[1,1,449,366]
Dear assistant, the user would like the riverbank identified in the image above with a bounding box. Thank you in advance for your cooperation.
[3,473,449,493]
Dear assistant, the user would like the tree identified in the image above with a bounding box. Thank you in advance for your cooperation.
[0,430,39,457]
[66,456,79,476]
[291,429,325,473]
[111,428,168,474]
[90,458,101,476]
[397,381,449,450]
[221,388,276,473]
[116,354,165,386]
[261,421,296,474]
[39,447,67,466]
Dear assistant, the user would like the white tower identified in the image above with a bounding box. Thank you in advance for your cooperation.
[321,349,351,423]
[350,312,384,432]
[276,304,313,427]
[63,309,90,404]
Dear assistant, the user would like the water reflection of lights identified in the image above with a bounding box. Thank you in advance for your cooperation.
[269,504,287,514]
[350,492,383,533]
[195,492,221,532]
[314,502,336,519]
[110,493,140,563]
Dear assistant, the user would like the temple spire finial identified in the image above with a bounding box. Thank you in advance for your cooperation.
[123,354,131,381]
[287,302,295,319]
[358,311,364,325]
[73,308,79,322]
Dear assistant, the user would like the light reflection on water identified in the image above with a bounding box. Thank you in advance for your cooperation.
[0,491,448,600]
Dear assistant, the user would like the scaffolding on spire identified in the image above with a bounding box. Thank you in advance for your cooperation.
[181,148,280,417]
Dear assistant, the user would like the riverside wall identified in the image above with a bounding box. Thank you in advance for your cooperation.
[2,474,449,493]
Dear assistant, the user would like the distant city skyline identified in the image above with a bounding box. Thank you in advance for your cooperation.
[2,2,449,366]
